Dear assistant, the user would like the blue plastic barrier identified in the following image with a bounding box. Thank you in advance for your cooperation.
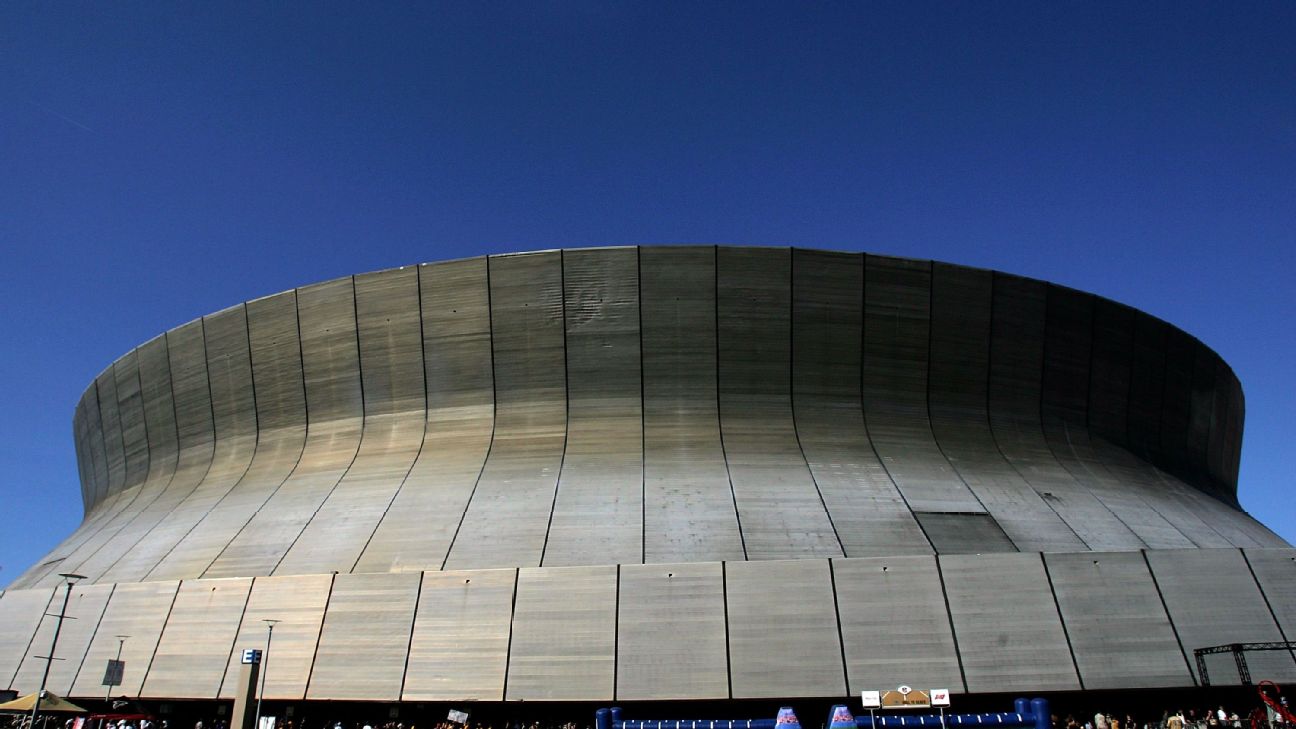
[828,698,1050,729]
[596,706,801,729]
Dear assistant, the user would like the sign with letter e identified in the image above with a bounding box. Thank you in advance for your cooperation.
[241,649,262,664]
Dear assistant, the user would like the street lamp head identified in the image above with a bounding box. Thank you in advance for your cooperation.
[57,573,86,583]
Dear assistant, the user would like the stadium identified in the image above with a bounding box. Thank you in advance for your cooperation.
[2,246,1294,727]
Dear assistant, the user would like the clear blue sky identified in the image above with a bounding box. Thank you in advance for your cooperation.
[2,2,1293,584]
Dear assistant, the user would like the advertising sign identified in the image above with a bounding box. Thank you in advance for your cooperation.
[881,686,931,709]
[932,689,951,707]
[102,659,125,687]
[861,691,881,709]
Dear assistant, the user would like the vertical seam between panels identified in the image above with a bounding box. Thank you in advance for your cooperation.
[715,246,748,560]
[862,254,935,554]
[214,577,256,699]
[1240,549,1296,671]
[924,262,1001,540]
[99,329,222,579]
[442,257,498,569]
[612,563,621,700]
[128,352,155,504]
[352,267,432,574]
[302,571,337,699]
[788,248,846,557]
[986,274,1088,550]
[87,382,108,510]
[1207,360,1224,491]
[187,305,264,577]
[1039,552,1085,689]
[1067,294,1170,545]
[108,361,132,496]
[827,559,850,694]
[90,344,186,583]
[92,379,109,507]
[138,581,183,697]
[500,567,519,700]
[200,298,305,579]
[637,247,646,564]
[782,246,844,552]
[268,277,366,576]
[397,572,424,701]
[1104,311,1199,550]
[68,582,116,693]
[933,555,969,693]
[98,362,142,522]
[1141,550,1198,684]
[62,358,153,583]
[721,560,733,699]
[539,250,571,567]
[1040,286,1144,550]
[249,290,314,567]
[139,315,230,580]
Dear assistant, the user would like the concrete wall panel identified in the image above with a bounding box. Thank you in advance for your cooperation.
[0,589,54,691]
[115,351,151,492]
[941,552,1080,692]
[1088,299,1133,444]
[1147,549,1296,685]
[355,258,494,573]
[219,573,332,701]
[445,252,567,570]
[71,580,180,697]
[641,246,744,563]
[96,367,129,515]
[833,556,963,693]
[545,247,643,566]
[96,322,219,583]
[1042,287,1194,550]
[864,256,982,514]
[1244,549,1296,640]
[726,559,845,698]
[792,249,929,558]
[929,263,1080,552]
[1046,551,1190,689]
[137,335,180,485]
[403,569,515,701]
[617,562,728,700]
[9,584,112,695]
[506,564,616,701]
[718,247,840,559]
[142,577,251,698]
[275,267,425,575]
[205,278,363,578]
[307,572,419,701]
[143,306,260,580]
[988,275,1141,551]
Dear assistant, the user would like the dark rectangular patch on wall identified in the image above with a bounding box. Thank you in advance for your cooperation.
[915,512,1018,553]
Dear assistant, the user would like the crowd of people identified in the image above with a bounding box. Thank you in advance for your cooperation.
[1061,705,1286,729]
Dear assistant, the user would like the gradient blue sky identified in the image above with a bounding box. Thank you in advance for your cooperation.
[2,2,1293,584]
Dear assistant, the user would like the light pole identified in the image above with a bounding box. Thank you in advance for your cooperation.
[253,619,279,729]
[105,635,129,702]
[29,573,85,729]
